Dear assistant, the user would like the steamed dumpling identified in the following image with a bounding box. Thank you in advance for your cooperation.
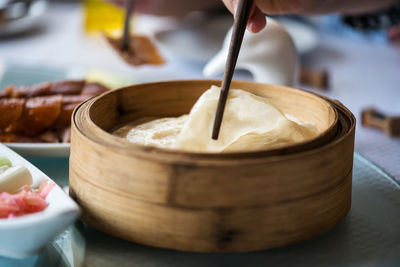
[113,86,318,152]
[175,86,318,152]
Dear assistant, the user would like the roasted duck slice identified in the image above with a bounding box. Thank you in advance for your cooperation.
[54,103,78,128]
[50,80,85,95]
[7,96,62,136]
[106,35,165,66]
[0,87,12,98]
[0,133,46,143]
[62,95,91,105]
[9,83,52,98]
[0,133,36,143]
[0,131,59,143]
[5,80,86,98]
[81,82,109,96]
[0,98,25,130]
[0,80,110,142]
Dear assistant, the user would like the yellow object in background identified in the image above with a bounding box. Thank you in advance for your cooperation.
[83,0,124,34]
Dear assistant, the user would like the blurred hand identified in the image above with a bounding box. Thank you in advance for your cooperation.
[388,25,400,51]
[112,0,223,16]
[222,0,399,33]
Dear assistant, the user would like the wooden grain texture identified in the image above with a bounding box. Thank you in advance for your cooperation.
[70,171,352,252]
[69,80,355,252]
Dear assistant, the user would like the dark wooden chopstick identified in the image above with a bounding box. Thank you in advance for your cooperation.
[121,0,134,51]
[212,0,254,140]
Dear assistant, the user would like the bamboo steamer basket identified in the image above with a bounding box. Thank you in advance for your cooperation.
[69,80,355,252]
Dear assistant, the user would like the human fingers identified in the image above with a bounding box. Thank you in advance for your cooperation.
[111,0,223,16]
[247,4,266,33]
[222,0,266,33]
[222,0,337,16]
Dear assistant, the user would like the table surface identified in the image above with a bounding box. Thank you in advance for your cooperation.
[4,154,400,267]
[0,2,400,266]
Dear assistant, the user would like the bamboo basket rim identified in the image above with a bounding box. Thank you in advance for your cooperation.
[72,80,354,165]
[72,101,354,167]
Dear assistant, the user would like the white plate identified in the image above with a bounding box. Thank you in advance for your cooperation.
[0,143,79,258]
[5,143,70,158]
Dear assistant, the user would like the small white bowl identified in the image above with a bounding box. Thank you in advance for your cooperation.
[0,144,79,258]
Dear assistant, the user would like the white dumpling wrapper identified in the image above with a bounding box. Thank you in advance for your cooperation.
[114,86,318,153]
[175,86,318,152]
